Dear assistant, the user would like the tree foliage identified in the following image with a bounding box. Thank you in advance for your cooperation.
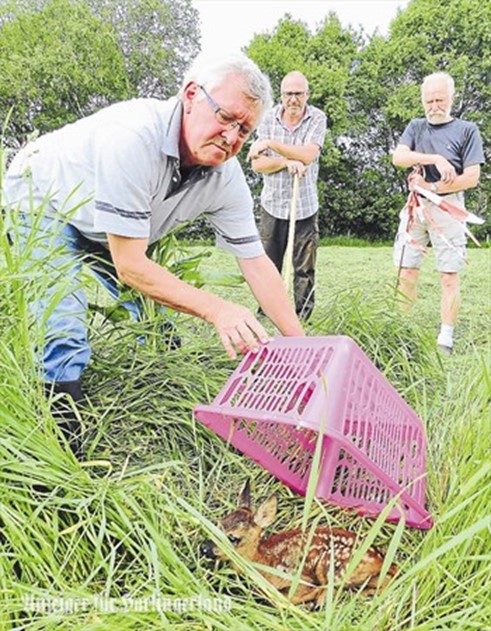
[346,0,490,239]
[0,0,131,144]
[0,0,488,240]
[86,0,200,98]
[245,14,360,226]
[0,0,200,146]
[247,14,359,137]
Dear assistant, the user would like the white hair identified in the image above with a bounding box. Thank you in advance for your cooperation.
[421,72,455,97]
[179,53,273,119]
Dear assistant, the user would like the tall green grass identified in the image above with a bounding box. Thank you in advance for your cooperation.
[1,156,490,629]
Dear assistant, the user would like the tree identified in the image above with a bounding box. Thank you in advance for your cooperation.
[86,0,200,98]
[0,0,131,145]
[0,0,201,147]
[247,13,359,136]
[243,0,489,241]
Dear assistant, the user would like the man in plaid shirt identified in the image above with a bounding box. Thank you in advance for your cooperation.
[248,71,327,320]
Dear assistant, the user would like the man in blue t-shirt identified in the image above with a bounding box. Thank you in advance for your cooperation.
[392,72,484,355]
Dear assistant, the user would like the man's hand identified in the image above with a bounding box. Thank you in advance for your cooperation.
[247,139,270,160]
[205,299,271,359]
[408,171,431,191]
[286,159,307,177]
[434,156,457,183]
[107,234,271,360]
[393,145,458,184]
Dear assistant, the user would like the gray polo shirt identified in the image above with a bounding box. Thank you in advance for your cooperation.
[8,97,263,258]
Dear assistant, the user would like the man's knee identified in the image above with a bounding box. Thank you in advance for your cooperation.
[44,336,91,383]
[397,268,420,309]
[440,271,459,291]
[399,268,420,283]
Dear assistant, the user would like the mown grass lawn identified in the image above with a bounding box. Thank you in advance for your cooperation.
[194,244,490,355]
[1,238,490,630]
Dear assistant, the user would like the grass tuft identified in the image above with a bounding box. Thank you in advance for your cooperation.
[1,170,489,627]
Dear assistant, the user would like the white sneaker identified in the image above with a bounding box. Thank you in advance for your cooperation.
[437,333,453,355]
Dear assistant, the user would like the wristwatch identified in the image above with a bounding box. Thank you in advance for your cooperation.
[430,182,440,193]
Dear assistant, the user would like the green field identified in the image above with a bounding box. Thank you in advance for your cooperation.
[1,240,490,630]
[196,244,491,353]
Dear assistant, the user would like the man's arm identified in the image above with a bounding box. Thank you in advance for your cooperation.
[238,254,304,336]
[392,143,457,183]
[107,234,271,359]
[248,138,320,164]
[250,154,307,176]
[248,139,320,176]
[408,164,481,195]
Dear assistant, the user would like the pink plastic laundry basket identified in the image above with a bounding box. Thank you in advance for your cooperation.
[194,336,433,529]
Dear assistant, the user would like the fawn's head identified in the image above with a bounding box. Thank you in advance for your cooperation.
[201,479,277,561]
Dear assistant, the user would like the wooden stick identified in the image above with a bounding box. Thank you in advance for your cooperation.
[282,173,300,298]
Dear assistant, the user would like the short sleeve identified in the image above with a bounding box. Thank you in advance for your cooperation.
[462,124,485,168]
[92,124,155,239]
[398,120,418,149]
[204,160,264,259]
[303,109,327,148]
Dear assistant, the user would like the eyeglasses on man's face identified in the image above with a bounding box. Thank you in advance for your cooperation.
[282,91,308,99]
[199,85,251,140]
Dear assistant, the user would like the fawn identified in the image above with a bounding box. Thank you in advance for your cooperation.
[201,480,398,607]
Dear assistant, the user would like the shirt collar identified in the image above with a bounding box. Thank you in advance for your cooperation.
[161,97,182,160]
[275,102,312,127]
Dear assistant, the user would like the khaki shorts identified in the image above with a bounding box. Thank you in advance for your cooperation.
[393,194,467,273]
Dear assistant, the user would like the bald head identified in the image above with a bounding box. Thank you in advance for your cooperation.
[281,71,309,93]
[281,71,309,122]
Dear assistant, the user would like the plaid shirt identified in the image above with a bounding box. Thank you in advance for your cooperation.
[256,103,327,220]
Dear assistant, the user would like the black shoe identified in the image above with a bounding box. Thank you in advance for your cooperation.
[45,381,84,458]
[162,320,181,350]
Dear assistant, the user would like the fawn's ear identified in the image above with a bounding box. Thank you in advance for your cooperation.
[254,494,277,528]
[237,479,251,509]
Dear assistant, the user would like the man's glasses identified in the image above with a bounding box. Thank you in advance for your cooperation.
[199,85,251,140]
[282,91,307,98]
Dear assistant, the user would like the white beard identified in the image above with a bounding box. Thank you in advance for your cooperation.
[426,108,452,124]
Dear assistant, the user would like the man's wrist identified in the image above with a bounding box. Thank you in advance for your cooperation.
[430,181,441,193]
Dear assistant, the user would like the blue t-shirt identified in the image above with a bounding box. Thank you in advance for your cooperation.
[399,118,484,183]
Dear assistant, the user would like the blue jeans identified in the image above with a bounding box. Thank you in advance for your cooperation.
[14,214,143,382]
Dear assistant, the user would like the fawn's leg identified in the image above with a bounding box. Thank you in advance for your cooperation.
[289,583,323,606]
